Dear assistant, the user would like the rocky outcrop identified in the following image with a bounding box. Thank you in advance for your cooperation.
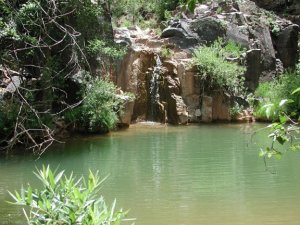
[272,24,299,68]
[114,0,299,126]
[251,0,300,15]
[244,49,262,91]
[250,0,300,26]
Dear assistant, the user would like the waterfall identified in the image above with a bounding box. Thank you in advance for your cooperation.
[149,55,162,121]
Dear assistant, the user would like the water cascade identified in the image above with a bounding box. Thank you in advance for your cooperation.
[148,55,162,121]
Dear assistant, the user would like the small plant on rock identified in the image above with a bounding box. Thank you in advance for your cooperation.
[160,45,174,58]
[192,39,246,96]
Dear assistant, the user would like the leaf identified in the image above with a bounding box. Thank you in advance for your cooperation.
[7,191,20,203]
[26,186,33,205]
[279,99,293,107]
[279,99,288,107]
[275,152,282,160]
[259,149,266,157]
[48,169,55,189]
[267,152,273,158]
[279,114,288,124]
[54,170,65,184]
[262,104,273,118]
[276,136,287,145]
[291,87,300,95]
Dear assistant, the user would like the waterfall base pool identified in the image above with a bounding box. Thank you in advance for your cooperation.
[1,123,300,225]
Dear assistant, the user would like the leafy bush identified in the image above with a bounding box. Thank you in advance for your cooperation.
[85,39,126,59]
[74,77,134,133]
[192,39,246,96]
[254,68,300,120]
[8,166,128,225]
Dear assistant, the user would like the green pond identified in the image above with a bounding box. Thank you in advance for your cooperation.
[1,123,300,225]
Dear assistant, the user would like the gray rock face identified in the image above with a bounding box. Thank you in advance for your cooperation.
[250,0,300,26]
[190,17,227,44]
[273,24,299,68]
[251,0,286,11]
[244,49,262,92]
[161,17,227,47]
[161,27,187,39]
[248,23,277,71]
[161,20,199,48]
[251,0,299,15]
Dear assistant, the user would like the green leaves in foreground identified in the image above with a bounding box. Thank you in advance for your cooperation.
[8,166,130,225]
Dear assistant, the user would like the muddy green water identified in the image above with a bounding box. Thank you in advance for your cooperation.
[1,124,300,225]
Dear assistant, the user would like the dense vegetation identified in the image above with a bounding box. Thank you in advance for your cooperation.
[193,39,246,97]
[0,0,128,153]
[254,62,300,120]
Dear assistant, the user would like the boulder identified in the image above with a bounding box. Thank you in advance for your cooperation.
[190,17,226,44]
[248,24,276,71]
[161,19,199,48]
[167,93,188,125]
[273,24,299,68]
[244,49,262,91]
[161,27,188,39]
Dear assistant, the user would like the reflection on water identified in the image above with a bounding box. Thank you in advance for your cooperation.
[0,123,300,225]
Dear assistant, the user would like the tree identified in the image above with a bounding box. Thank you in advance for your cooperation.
[0,0,123,154]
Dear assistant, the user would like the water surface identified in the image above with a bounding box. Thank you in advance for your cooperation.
[0,123,300,225]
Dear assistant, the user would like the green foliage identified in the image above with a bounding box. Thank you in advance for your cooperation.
[265,11,281,35]
[223,40,245,58]
[0,100,18,137]
[192,39,246,96]
[75,77,134,133]
[230,102,243,117]
[160,45,174,58]
[254,68,300,120]
[0,0,117,151]
[256,62,300,160]
[8,166,128,225]
[85,39,126,59]
[259,106,300,160]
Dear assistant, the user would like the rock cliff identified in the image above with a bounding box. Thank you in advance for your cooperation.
[114,0,299,125]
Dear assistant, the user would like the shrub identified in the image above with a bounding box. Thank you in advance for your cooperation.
[76,77,134,133]
[192,39,246,96]
[8,166,128,225]
[254,67,300,120]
